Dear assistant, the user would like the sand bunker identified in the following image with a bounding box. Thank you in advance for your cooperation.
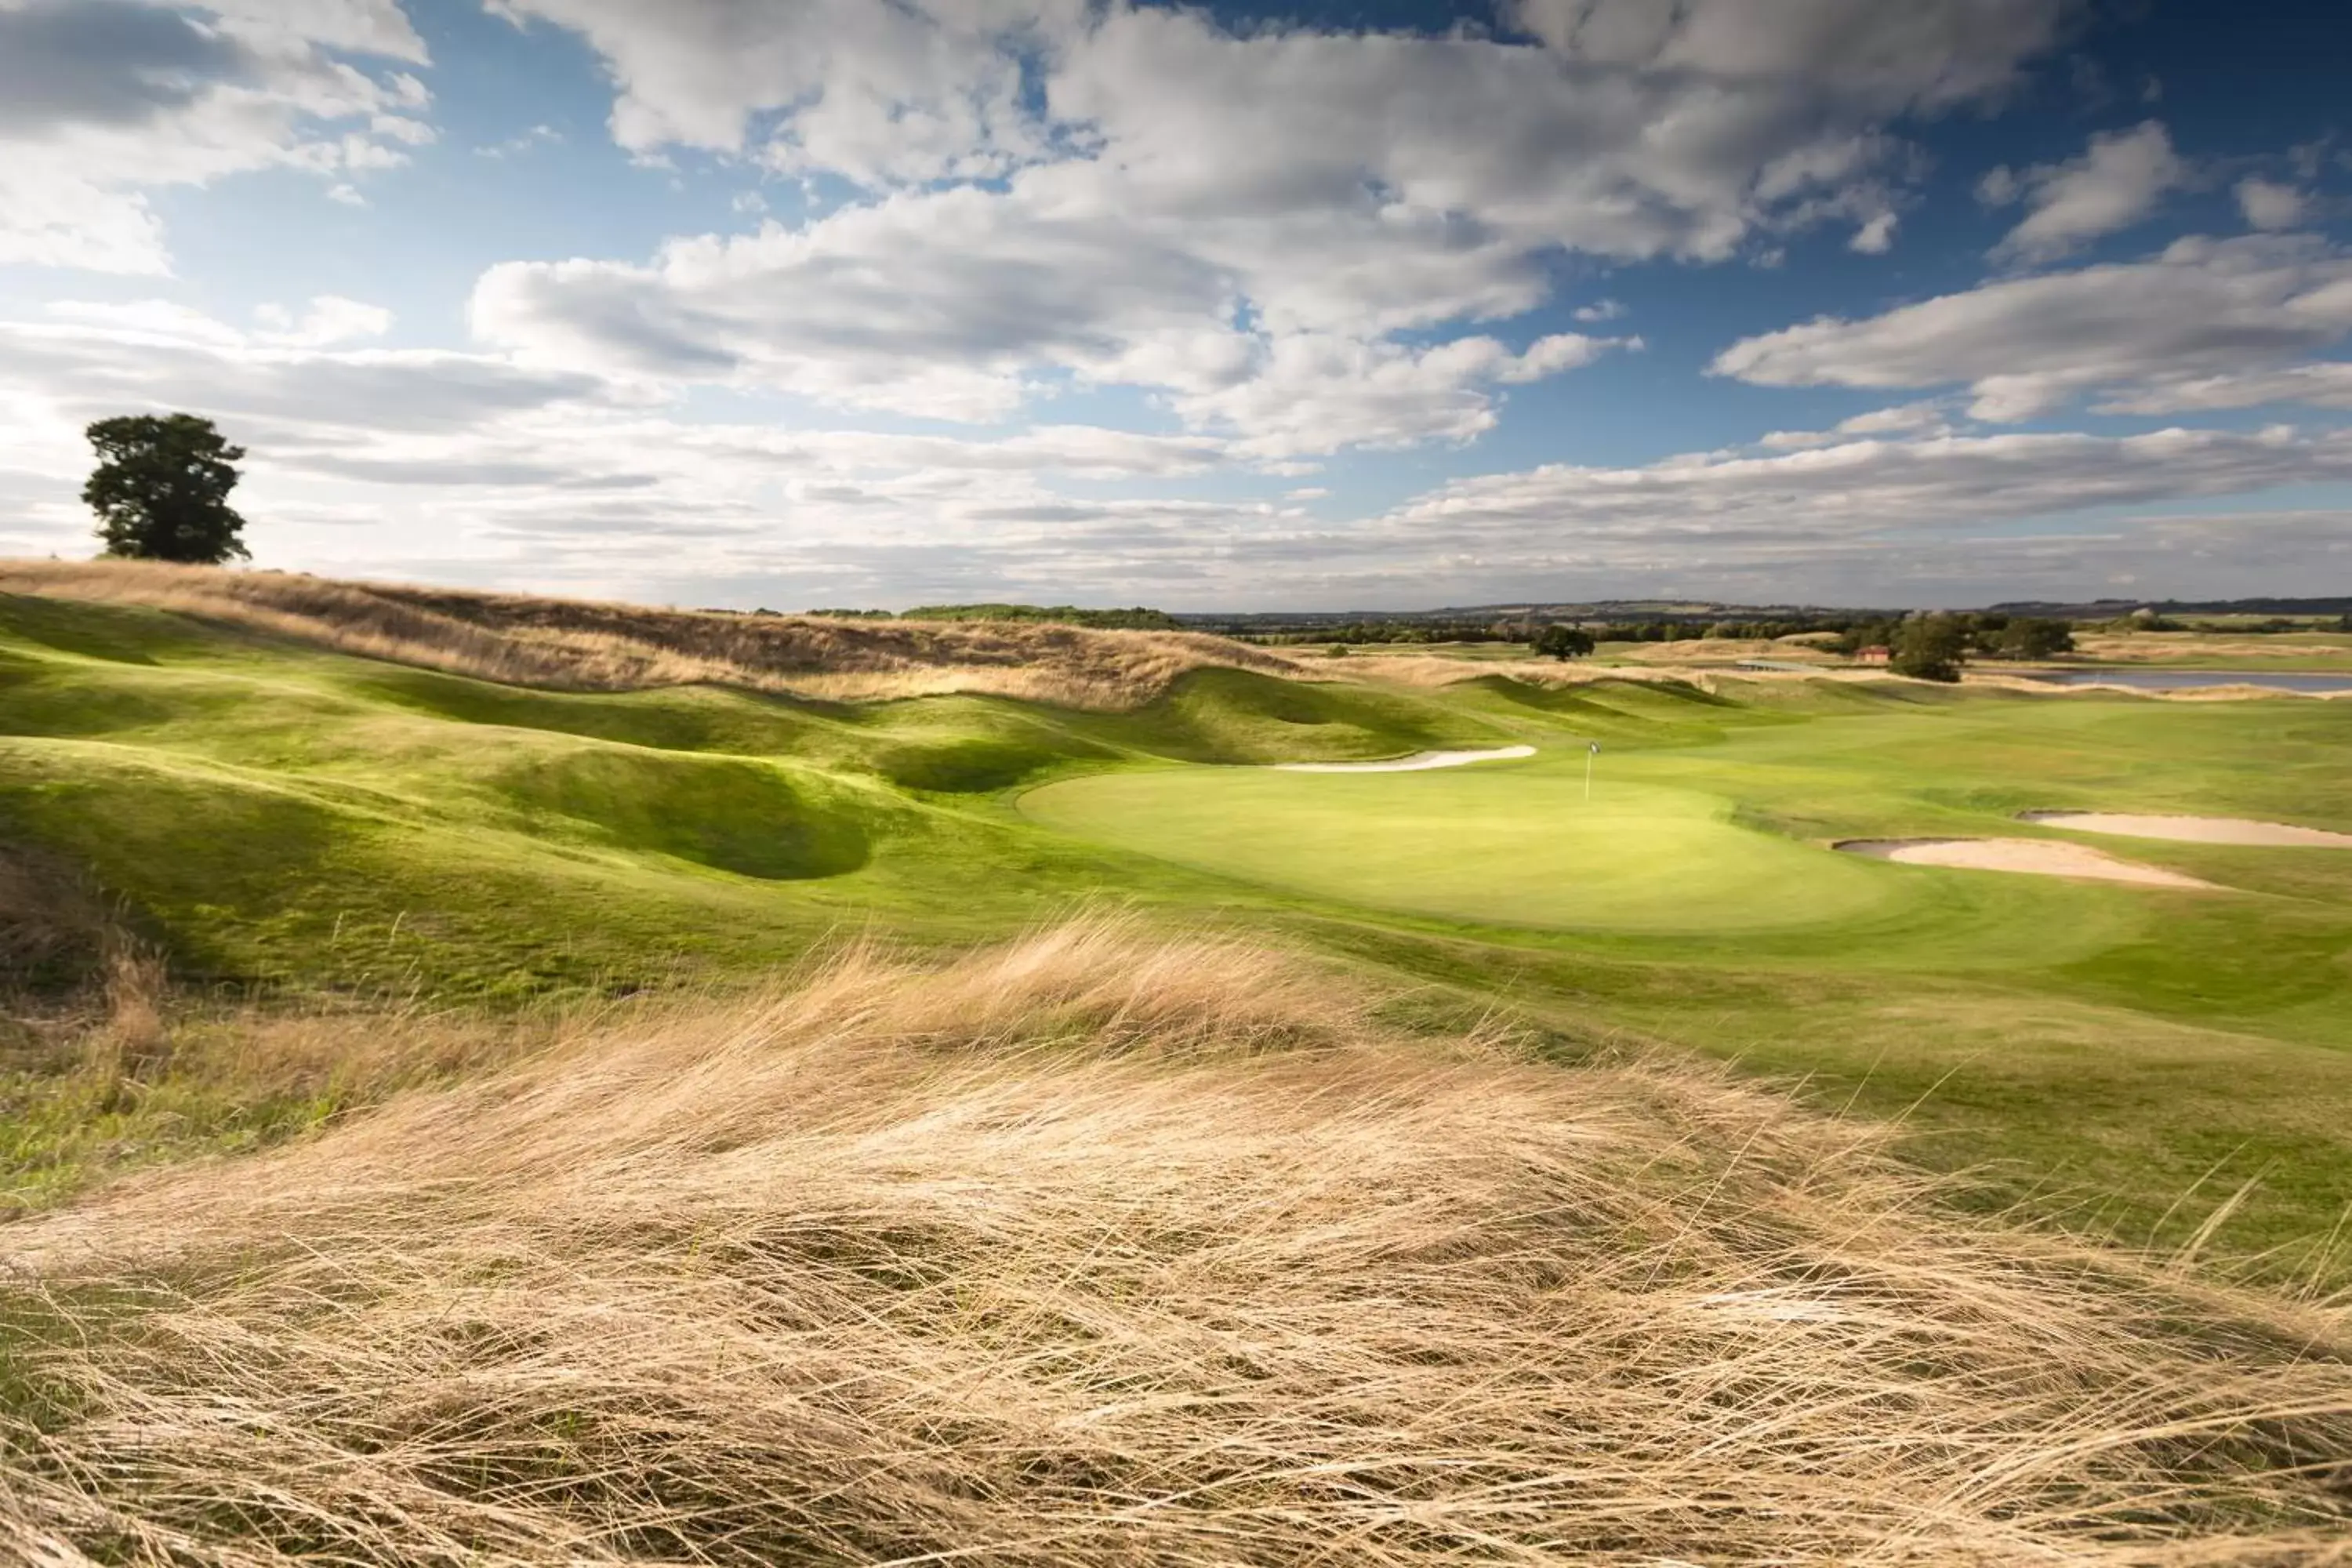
[1835,837,2216,888]
[1274,745,1537,774]
[2018,811,2352,847]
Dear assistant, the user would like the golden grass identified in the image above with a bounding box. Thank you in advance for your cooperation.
[5,916,2349,1564]
[0,843,114,996]
[2072,631,2352,665]
[0,560,1296,709]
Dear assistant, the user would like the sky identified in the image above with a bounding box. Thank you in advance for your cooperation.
[2,0,2350,612]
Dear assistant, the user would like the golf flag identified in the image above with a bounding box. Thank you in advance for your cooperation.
[1589,742,1601,753]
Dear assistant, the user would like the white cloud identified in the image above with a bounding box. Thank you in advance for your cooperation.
[5,299,2347,608]
[255,296,395,347]
[1714,235,2352,419]
[1849,211,1899,253]
[2090,361,2352,416]
[0,0,432,274]
[1507,0,2077,109]
[1391,425,2352,541]
[477,122,563,158]
[1165,332,1641,459]
[1572,299,1626,323]
[1759,401,1951,449]
[471,0,2070,455]
[1982,120,2186,264]
[485,0,1076,185]
[2235,176,2308,231]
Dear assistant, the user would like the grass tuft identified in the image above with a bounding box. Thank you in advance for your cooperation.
[0,560,1299,709]
[4,917,2348,1564]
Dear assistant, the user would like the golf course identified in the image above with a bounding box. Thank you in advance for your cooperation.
[6,578,2351,1265]
[8,572,2352,1561]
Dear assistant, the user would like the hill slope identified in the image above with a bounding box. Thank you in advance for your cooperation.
[6,919,2349,1565]
[0,560,1299,707]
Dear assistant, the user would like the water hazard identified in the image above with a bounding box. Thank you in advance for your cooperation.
[2023,669,2352,694]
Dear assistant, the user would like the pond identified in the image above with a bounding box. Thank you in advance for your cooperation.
[2023,668,2352,694]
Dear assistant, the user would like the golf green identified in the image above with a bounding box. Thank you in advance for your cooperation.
[1020,760,1900,933]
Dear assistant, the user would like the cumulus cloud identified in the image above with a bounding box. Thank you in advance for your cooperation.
[484,0,1076,184]
[1507,0,2078,108]
[2089,361,2352,416]
[1388,425,2352,539]
[1165,332,1641,458]
[1758,401,1952,449]
[1981,120,2186,264]
[1713,234,2352,420]
[2235,176,2309,231]
[471,172,1645,452]
[254,296,395,347]
[6,295,2347,608]
[0,0,432,274]
[470,0,2071,455]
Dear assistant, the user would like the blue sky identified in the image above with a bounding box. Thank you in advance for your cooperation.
[2,0,2348,609]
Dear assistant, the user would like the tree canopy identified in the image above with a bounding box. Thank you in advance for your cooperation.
[1534,623,1596,661]
[84,414,250,564]
[1991,617,2075,659]
[1889,615,1969,682]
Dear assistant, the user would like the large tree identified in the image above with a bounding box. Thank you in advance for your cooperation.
[1890,615,1969,682]
[1992,617,2075,659]
[1534,623,1596,661]
[84,414,250,564]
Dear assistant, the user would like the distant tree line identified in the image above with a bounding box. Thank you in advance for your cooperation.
[1829,613,2075,682]
[1237,615,1868,647]
[800,604,1183,630]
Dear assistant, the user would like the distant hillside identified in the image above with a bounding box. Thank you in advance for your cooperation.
[841,602,1184,630]
[1985,596,2352,619]
[0,561,1290,709]
[1179,599,1872,633]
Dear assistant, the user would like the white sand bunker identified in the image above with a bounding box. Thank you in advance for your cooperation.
[1275,745,1537,774]
[1835,837,2216,889]
[2018,811,2352,847]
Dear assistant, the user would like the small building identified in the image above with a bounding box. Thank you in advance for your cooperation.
[1853,645,1892,665]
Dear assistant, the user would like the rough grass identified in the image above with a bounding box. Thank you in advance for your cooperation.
[0,561,1299,709]
[5,918,2350,1566]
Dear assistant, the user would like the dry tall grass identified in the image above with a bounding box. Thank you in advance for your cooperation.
[0,560,1297,708]
[5,917,2349,1565]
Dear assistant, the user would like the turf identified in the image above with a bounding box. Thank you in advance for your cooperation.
[1022,767,1904,933]
[5,590,2352,1272]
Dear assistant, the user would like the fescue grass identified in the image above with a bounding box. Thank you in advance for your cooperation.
[5,917,2351,1565]
[0,559,1303,708]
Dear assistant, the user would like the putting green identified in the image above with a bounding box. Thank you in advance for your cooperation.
[1020,764,1898,933]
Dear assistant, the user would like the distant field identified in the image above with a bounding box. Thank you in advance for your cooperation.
[2068,629,2352,670]
[1315,628,2352,674]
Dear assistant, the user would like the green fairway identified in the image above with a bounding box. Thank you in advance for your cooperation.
[1023,765,1904,933]
[6,589,2352,1274]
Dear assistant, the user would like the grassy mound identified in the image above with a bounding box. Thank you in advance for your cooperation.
[490,748,869,879]
[8,577,2352,1276]
[0,562,1297,709]
[5,920,2347,1564]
